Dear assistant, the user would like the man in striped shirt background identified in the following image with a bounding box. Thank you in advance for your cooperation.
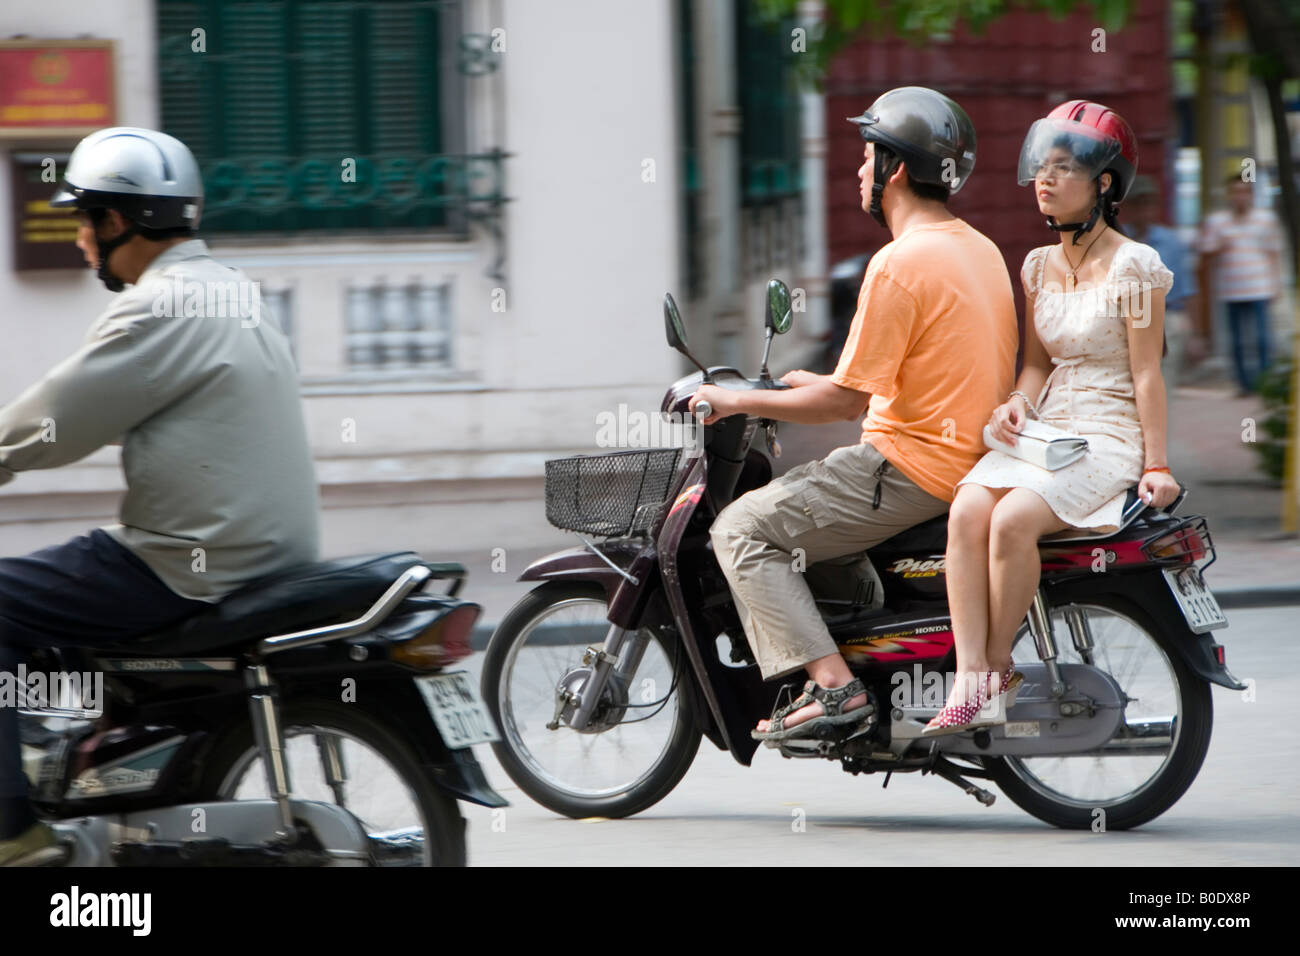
[1201,174,1286,396]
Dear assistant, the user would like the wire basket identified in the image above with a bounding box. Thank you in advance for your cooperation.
[545,448,683,537]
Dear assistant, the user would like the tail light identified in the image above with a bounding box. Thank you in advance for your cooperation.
[1142,518,1214,567]
[391,603,481,671]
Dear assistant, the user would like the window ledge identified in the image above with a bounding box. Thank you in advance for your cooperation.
[300,372,486,396]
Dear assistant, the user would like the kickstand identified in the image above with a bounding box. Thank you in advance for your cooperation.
[924,755,997,807]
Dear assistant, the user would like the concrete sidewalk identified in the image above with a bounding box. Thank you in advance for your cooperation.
[438,382,1298,635]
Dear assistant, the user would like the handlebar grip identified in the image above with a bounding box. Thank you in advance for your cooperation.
[694,399,712,420]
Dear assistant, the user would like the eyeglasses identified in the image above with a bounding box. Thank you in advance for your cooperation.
[1033,160,1088,180]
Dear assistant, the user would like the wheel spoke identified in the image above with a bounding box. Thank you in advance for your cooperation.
[1008,604,1183,807]
[495,594,686,800]
[219,722,433,866]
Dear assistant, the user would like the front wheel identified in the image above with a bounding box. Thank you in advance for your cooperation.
[481,582,701,819]
[984,592,1213,830]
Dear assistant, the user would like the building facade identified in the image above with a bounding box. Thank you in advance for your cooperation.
[0,0,823,565]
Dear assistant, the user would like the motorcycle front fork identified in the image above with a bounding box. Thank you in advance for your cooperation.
[564,624,651,732]
[1025,588,1096,698]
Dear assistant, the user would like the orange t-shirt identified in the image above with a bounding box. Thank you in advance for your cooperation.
[830,218,1018,503]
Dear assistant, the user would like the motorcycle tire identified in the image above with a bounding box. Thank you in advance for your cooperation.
[200,697,468,866]
[482,582,701,819]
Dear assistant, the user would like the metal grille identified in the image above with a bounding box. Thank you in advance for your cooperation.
[544,449,683,537]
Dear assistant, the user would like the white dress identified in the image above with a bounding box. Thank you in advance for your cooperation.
[957,241,1174,534]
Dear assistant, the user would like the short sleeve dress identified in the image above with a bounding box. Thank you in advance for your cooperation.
[956,241,1174,535]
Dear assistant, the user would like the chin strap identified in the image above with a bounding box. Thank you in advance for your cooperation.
[93,222,137,292]
[1046,186,1105,245]
[868,149,902,229]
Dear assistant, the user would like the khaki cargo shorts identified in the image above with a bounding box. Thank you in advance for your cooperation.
[709,441,950,680]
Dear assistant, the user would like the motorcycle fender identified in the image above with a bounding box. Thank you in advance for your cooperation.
[1175,631,1248,691]
[1046,574,1247,691]
[518,546,632,606]
[353,678,508,808]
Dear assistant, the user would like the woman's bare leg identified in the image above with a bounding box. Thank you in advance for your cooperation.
[986,488,1070,684]
[943,485,1005,697]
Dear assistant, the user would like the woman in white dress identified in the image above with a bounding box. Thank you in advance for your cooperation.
[925,101,1182,733]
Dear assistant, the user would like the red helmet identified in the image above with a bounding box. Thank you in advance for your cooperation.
[1017,100,1138,201]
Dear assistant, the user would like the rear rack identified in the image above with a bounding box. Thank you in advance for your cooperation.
[1140,515,1217,572]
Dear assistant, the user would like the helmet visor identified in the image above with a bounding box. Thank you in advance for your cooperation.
[1017,117,1121,186]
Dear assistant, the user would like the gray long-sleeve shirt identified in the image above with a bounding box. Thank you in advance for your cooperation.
[0,239,320,602]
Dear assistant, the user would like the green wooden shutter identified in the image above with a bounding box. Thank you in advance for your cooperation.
[157,0,447,233]
[735,0,802,206]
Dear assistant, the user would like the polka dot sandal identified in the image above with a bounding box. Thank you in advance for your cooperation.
[993,663,1024,708]
[921,670,1007,736]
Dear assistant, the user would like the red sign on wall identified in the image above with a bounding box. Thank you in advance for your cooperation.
[0,40,115,135]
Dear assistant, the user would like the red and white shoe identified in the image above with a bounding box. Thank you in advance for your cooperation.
[922,670,1001,736]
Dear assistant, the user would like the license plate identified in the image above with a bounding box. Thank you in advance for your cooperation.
[1162,566,1227,633]
[425,672,500,748]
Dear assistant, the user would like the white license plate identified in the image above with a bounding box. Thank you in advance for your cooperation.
[1162,567,1227,633]
[425,672,500,749]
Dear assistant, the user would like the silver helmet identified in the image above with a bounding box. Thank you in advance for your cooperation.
[50,127,202,230]
[50,127,203,291]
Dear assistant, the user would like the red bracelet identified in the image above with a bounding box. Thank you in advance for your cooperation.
[1144,466,1171,474]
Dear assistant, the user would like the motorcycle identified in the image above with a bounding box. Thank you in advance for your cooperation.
[16,551,505,866]
[481,279,1244,831]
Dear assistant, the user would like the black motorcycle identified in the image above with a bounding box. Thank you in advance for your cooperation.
[481,280,1242,831]
[17,552,504,866]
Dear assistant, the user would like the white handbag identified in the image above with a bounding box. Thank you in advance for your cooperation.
[982,418,1089,471]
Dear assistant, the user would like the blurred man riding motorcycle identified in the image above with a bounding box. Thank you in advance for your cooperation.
[0,128,318,865]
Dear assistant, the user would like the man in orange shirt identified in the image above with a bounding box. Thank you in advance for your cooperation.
[689,87,1018,742]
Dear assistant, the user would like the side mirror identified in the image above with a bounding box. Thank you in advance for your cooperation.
[664,293,688,351]
[758,279,793,382]
[663,292,709,377]
[765,279,793,336]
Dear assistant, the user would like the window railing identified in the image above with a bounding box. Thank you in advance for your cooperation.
[197,149,508,235]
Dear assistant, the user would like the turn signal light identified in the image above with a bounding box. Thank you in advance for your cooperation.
[391,604,481,671]
[1144,521,1211,564]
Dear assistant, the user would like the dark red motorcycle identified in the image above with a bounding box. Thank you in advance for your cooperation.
[481,280,1242,830]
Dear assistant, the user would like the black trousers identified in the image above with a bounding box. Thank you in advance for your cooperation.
[0,530,211,837]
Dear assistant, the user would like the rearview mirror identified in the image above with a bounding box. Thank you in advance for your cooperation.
[664,293,688,351]
[765,280,792,335]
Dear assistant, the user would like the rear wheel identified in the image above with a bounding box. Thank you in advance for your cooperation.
[482,582,701,819]
[985,593,1213,830]
[201,698,467,866]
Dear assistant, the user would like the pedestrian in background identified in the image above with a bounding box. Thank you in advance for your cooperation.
[1125,175,1198,387]
[1201,174,1284,396]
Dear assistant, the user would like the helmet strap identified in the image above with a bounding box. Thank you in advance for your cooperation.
[869,149,902,229]
[94,222,138,292]
[1045,179,1104,245]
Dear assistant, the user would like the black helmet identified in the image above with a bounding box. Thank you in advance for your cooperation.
[847,86,976,226]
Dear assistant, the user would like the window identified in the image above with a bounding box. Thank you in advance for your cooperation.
[735,1,802,207]
[157,0,494,234]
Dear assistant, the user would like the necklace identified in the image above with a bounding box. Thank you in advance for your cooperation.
[1061,224,1107,292]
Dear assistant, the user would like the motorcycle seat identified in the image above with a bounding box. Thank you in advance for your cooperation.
[872,485,1182,554]
[95,552,429,657]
